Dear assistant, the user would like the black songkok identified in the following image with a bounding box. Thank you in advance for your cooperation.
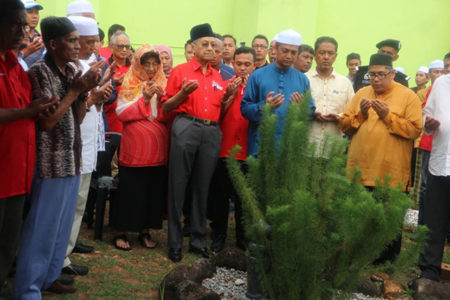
[376,39,401,52]
[41,16,76,43]
[190,23,214,42]
[346,52,361,62]
[369,53,393,67]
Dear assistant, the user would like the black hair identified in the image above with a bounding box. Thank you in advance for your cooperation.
[298,44,314,55]
[346,52,361,63]
[233,46,256,61]
[108,24,125,40]
[314,36,338,52]
[184,39,192,49]
[223,34,236,46]
[98,28,105,42]
[0,0,24,21]
[251,34,268,46]
[140,51,160,65]
[444,52,450,61]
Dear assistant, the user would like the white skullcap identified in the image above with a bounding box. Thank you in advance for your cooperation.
[68,16,98,36]
[429,60,444,70]
[275,29,302,46]
[67,0,94,16]
[394,67,405,75]
[417,66,429,74]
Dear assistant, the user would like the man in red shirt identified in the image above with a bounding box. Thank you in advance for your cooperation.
[209,46,256,253]
[162,23,237,262]
[0,0,55,292]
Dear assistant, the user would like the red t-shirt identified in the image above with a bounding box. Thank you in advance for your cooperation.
[419,86,434,152]
[161,57,225,122]
[0,51,34,198]
[219,85,248,160]
[104,57,131,133]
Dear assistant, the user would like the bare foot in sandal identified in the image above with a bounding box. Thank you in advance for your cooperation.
[113,234,132,251]
[138,232,157,249]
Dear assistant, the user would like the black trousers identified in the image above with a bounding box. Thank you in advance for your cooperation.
[208,158,246,244]
[0,194,25,282]
[419,174,450,281]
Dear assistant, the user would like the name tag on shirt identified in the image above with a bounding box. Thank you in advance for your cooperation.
[212,81,223,90]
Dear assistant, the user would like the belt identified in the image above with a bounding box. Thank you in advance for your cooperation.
[179,114,219,126]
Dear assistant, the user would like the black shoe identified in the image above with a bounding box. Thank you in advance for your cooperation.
[73,241,94,254]
[189,246,212,259]
[210,235,226,253]
[56,274,74,285]
[62,264,89,276]
[168,248,182,262]
[44,280,76,294]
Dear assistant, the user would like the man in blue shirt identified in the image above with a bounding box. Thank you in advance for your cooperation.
[241,29,315,157]
[211,34,235,81]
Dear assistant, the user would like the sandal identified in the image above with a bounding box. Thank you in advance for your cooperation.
[138,232,157,249]
[112,234,132,251]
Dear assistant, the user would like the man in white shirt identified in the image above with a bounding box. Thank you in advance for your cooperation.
[417,74,450,282]
[306,36,354,155]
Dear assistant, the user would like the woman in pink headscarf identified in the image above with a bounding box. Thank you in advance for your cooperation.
[156,44,173,78]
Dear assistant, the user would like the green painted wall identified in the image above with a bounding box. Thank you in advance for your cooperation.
[37,0,450,84]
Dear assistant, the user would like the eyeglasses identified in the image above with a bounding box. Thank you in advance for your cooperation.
[253,44,267,49]
[113,44,131,50]
[368,71,391,80]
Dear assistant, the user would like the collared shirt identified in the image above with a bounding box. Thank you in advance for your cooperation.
[307,69,354,152]
[28,54,82,178]
[104,56,132,133]
[99,47,113,60]
[241,62,315,157]
[220,85,248,160]
[161,57,226,121]
[340,82,422,191]
[422,74,450,176]
[220,63,235,81]
[0,51,34,199]
[255,60,269,69]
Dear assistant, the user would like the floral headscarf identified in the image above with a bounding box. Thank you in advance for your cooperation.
[116,44,167,117]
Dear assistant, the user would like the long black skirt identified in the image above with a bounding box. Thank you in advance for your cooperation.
[111,165,166,232]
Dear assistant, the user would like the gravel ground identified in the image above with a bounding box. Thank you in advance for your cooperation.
[404,208,419,227]
[202,267,249,300]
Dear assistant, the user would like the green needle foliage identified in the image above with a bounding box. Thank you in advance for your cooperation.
[227,93,414,299]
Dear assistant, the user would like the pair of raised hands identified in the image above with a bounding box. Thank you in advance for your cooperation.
[360,98,389,119]
[266,91,304,109]
[143,82,164,103]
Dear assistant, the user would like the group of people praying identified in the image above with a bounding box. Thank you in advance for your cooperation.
[1,0,450,298]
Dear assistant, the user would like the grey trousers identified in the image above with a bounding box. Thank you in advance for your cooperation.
[0,194,25,282]
[168,115,222,250]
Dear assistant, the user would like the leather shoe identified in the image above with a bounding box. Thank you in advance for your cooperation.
[62,264,89,276]
[56,274,74,285]
[210,235,226,253]
[168,248,182,262]
[44,280,76,294]
[189,246,212,259]
[73,241,94,254]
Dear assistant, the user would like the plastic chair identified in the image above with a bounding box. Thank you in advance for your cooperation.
[85,132,121,241]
